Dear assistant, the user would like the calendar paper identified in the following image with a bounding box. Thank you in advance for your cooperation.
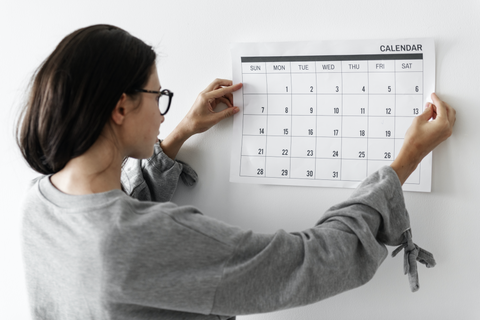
[230,39,435,192]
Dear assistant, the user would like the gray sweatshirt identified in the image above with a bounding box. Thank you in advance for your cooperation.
[22,142,431,320]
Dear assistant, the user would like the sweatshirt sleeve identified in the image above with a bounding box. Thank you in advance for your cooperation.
[211,166,427,315]
[121,141,198,202]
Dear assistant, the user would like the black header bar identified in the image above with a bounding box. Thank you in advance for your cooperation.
[241,53,423,63]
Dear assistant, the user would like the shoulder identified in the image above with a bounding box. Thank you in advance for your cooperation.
[22,175,50,213]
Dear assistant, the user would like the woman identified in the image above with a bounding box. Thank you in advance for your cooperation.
[17,24,455,320]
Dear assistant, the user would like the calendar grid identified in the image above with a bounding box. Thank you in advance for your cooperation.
[232,40,434,191]
[239,54,424,181]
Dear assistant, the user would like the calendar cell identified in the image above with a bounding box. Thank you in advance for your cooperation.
[368,117,395,138]
[267,73,292,94]
[369,95,395,116]
[291,137,316,158]
[265,157,291,178]
[368,72,395,94]
[244,95,268,115]
[243,73,267,94]
[267,116,292,136]
[342,72,369,94]
[316,73,342,94]
[240,156,266,177]
[342,117,368,138]
[315,159,341,180]
[316,137,342,159]
[268,95,291,115]
[317,95,342,115]
[292,95,316,115]
[342,138,368,160]
[367,139,395,160]
[317,116,342,137]
[343,95,368,116]
[241,135,267,156]
[243,115,267,136]
[266,136,291,157]
[291,73,316,94]
[396,72,423,94]
[396,95,423,116]
[290,158,316,179]
[292,115,316,137]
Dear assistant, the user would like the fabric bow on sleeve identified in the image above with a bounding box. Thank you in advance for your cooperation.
[391,229,436,292]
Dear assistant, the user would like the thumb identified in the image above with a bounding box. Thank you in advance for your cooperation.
[417,103,435,121]
[216,106,239,121]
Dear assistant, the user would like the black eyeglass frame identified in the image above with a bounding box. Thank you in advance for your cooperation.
[134,88,174,115]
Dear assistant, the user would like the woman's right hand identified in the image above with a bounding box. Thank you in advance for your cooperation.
[181,79,243,136]
[390,93,456,185]
[160,79,242,160]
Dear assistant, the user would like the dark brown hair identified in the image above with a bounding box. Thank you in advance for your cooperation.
[16,24,156,174]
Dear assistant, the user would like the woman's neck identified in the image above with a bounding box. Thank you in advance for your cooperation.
[50,134,124,195]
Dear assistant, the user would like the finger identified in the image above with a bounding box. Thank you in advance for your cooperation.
[206,79,232,92]
[214,105,240,122]
[216,97,233,108]
[224,91,234,105]
[202,78,233,93]
[204,83,242,100]
[418,102,435,121]
[431,93,447,119]
[215,93,234,107]
[429,103,438,120]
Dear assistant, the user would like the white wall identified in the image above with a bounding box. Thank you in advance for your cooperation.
[1,0,479,318]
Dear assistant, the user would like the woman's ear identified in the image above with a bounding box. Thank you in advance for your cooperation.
[111,93,128,125]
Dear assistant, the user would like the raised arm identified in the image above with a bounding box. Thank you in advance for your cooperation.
[122,79,242,202]
[390,93,456,184]
[108,166,416,317]
[160,79,243,160]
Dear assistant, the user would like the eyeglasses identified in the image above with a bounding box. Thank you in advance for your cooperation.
[134,88,174,115]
